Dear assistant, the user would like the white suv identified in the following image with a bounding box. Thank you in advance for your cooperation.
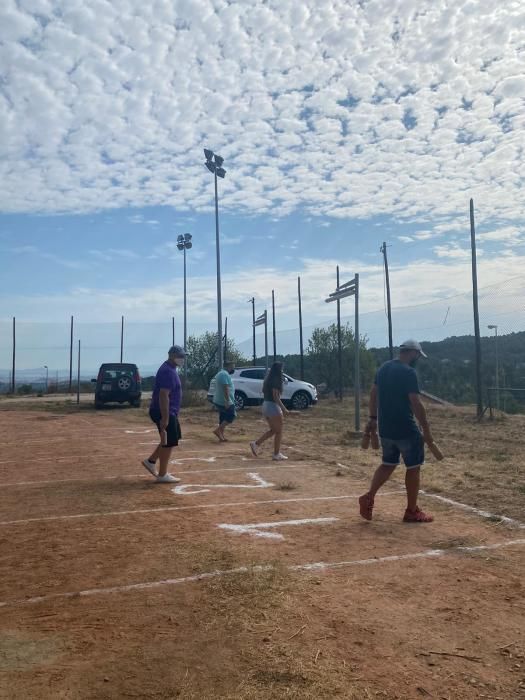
[207,367,318,411]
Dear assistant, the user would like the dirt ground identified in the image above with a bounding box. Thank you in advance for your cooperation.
[0,397,524,699]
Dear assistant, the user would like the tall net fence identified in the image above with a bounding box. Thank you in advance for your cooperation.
[1,276,523,406]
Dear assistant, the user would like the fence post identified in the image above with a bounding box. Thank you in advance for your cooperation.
[77,339,81,405]
[11,317,15,394]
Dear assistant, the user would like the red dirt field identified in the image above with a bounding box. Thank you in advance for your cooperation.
[0,401,524,699]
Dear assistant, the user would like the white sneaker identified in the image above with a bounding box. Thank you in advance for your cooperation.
[156,473,181,483]
[142,459,157,477]
[272,452,288,461]
[250,441,259,457]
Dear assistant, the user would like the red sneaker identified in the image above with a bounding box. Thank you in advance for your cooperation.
[359,493,374,521]
[403,506,433,523]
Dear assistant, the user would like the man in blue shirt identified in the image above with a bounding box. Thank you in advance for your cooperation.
[142,345,185,483]
[212,360,236,442]
[359,340,435,523]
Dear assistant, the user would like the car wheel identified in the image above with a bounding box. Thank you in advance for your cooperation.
[291,390,310,410]
[234,391,246,411]
[117,376,132,391]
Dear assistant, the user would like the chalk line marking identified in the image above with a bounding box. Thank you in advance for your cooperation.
[0,464,326,488]
[0,492,404,527]
[124,429,156,434]
[217,517,339,540]
[170,457,217,465]
[2,538,524,609]
[172,472,274,495]
[421,491,525,529]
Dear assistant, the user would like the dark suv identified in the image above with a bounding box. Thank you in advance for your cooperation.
[92,363,142,408]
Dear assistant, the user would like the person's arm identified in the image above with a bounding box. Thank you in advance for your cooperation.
[366,384,378,433]
[223,381,232,406]
[159,388,170,444]
[273,387,289,414]
[409,393,433,443]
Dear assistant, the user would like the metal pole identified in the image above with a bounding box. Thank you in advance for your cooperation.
[272,289,277,361]
[298,276,304,380]
[251,297,256,365]
[69,315,73,393]
[336,266,343,401]
[214,170,223,369]
[354,273,360,432]
[495,327,500,411]
[172,316,175,346]
[381,242,394,359]
[120,315,124,363]
[76,339,81,405]
[264,311,268,371]
[183,246,188,377]
[470,199,483,418]
[45,366,48,394]
[11,317,15,394]
[224,316,228,363]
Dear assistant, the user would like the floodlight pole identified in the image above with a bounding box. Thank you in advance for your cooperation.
[214,169,223,369]
[354,274,360,432]
[249,297,256,365]
[264,311,268,371]
[381,242,394,359]
[470,198,483,418]
[11,316,15,394]
[298,276,304,380]
[69,315,74,393]
[120,315,124,363]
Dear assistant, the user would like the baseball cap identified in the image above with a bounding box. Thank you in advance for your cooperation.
[168,345,186,357]
[399,339,427,358]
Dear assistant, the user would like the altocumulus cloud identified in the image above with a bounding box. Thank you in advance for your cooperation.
[0,0,523,229]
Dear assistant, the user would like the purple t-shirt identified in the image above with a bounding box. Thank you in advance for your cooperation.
[150,361,182,416]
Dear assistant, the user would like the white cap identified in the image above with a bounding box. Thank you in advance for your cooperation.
[399,339,427,358]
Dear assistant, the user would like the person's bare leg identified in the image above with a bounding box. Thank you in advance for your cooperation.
[359,464,396,520]
[271,415,284,455]
[256,418,274,446]
[405,467,420,511]
[148,444,161,463]
[158,446,174,477]
[369,464,396,497]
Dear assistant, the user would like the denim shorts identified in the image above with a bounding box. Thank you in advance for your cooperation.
[215,403,236,424]
[381,433,424,469]
[262,400,282,418]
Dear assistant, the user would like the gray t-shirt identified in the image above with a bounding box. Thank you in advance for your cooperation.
[375,360,420,439]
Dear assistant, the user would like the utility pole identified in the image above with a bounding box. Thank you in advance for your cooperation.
[272,289,277,361]
[11,317,15,394]
[223,316,228,363]
[120,315,124,363]
[298,276,304,380]
[76,339,81,405]
[69,315,74,393]
[336,266,343,401]
[470,199,483,418]
[380,242,394,359]
[172,316,175,346]
[249,297,256,365]
[354,273,360,432]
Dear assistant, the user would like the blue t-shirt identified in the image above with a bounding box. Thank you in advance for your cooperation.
[213,369,234,407]
[375,360,420,439]
[150,361,182,416]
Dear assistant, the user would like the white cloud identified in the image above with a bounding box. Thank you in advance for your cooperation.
[0,0,522,238]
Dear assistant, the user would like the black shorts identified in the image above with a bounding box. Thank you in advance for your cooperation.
[214,403,236,425]
[149,409,182,448]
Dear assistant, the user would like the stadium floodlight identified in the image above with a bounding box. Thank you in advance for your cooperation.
[203,148,227,367]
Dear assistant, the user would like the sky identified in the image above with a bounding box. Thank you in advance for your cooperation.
[0,0,524,370]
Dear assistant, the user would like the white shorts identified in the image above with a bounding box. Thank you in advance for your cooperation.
[262,400,282,418]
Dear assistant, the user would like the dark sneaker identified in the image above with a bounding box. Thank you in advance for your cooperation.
[359,493,374,521]
[403,507,433,523]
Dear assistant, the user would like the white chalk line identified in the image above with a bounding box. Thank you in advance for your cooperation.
[0,492,405,527]
[2,538,524,609]
[217,517,339,540]
[421,491,525,530]
[172,472,274,495]
[0,463,328,488]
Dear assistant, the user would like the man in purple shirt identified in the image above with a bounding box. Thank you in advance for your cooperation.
[142,345,185,483]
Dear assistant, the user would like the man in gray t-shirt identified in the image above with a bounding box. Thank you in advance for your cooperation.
[359,340,435,523]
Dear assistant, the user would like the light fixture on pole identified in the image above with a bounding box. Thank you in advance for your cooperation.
[488,324,499,410]
[254,311,268,370]
[177,232,193,377]
[204,148,226,369]
[326,274,360,431]
[44,365,48,394]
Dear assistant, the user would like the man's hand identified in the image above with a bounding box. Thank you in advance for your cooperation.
[422,427,434,445]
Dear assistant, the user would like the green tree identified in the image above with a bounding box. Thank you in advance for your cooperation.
[307,322,375,394]
[186,332,247,389]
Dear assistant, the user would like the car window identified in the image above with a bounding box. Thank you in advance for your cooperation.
[239,369,266,379]
[101,368,133,380]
